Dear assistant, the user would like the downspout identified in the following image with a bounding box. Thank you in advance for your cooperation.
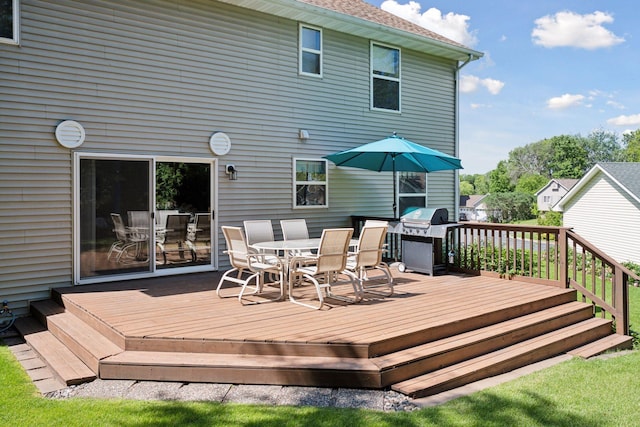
[453,54,475,220]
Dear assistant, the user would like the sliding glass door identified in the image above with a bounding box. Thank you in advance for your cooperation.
[75,154,214,283]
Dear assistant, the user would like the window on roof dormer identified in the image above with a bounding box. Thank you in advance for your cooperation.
[0,0,19,44]
[371,42,400,112]
[299,24,322,77]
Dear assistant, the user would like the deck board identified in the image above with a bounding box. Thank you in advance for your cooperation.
[56,270,575,351]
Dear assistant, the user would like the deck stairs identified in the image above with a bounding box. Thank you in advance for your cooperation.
[16,286,632,398]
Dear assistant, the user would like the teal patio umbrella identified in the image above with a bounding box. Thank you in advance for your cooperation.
[323,133,463,218]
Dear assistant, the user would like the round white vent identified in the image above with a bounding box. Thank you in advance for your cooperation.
[209,132,231,156]
[55,120,86,148]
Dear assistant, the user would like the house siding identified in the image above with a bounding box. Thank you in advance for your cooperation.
[1,0,459,314]
[563,173,640,264]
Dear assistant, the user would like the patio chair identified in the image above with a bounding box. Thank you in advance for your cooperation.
[107,213,147,263]
[288,228,359,310]
[127,210,151,240]
[186,213,211,262]
[243,219,279,264]
[216,226,284,304]
[280,218,314,257]
[156,213,191,265]
[345,225,394,297]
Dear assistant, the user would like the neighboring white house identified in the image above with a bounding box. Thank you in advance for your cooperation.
[459,195,488,221]
[535,178,578,212]
[0,0,482,314]
[556,163,640,265]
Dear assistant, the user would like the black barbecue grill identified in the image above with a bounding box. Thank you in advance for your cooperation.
[395,207,460,275]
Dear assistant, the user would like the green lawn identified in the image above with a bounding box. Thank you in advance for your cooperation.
[3,343,640,427]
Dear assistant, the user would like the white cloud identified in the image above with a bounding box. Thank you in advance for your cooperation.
[532,11,625,49]
[606,100,625,110]
[381,1,478,46]
[607,114,640,126]
[546,93,585,109]
[460,75,505,95]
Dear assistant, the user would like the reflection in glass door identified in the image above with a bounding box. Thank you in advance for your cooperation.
[79,158,152,279]
[155,161,211,269]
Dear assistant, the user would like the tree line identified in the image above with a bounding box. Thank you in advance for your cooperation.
[460,129,640,223]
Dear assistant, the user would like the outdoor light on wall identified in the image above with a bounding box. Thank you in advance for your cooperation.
[225,164,237,180]
[298,129,310,141]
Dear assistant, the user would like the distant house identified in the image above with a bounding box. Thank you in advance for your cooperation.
[459,195,488,221]
[535,179,578,212]
[0,0,482,314]
[556,163,640,265]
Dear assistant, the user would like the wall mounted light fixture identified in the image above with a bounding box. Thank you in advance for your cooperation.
[298,129,310,141]
[225,164,237,180]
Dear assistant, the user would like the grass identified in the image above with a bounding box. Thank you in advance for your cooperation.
[3,343,640,426]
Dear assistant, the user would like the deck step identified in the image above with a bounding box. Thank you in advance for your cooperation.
[30,300,123,374]
[568,334,633,358]
[14,317,96,386]
[391,317,613,398]
[376,301,594,386]
[100,351,383,388]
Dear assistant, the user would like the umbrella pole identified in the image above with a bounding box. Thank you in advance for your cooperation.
[392,155,397,219]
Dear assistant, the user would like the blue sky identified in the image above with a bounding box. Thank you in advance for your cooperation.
[365,0,639,174]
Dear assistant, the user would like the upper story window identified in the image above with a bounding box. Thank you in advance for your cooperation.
[398,172,426,216]
[0,0,19,44]
[294,158,327,208]
[371,42,400,112]
[299,24,322,77]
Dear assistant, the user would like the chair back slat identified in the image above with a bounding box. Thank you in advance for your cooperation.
[111,213,128,241]
[163,214,191,243]
[316,228,353,273]
[280,219,309,240]
[354,226,387,268]
[221,226,250,269]
[243,220,275,245]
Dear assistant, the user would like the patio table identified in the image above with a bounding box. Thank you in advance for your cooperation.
[251,238,358,300]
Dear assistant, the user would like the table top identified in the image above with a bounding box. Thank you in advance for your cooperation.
[251,238,359,251]
[251,238,322,251]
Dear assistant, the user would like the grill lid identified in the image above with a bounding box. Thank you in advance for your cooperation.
[401,207,449,225]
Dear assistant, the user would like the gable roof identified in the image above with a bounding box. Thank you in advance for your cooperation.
[535,178,579,196]
[556,162,640,209]
[218,0,483,61]
[460,194,488,208]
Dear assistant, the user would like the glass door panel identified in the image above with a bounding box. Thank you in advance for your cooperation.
[156,162,212,269]
[79,158,152,279]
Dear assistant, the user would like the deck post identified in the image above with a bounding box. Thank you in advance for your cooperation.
[614,267,630,335]
[558,227,569,289]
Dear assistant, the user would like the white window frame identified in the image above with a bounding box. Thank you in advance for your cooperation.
[299,24,322,77]
[0,0,19,45]
[370,42,401,112]
[398,172,427,216]
[293,158,328,209]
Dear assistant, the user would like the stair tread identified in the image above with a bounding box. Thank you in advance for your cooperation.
[374,301,591,369]
[568,334,633,358]
[48,311,122,359]
[15,317,96,386]
[391,318,612,397]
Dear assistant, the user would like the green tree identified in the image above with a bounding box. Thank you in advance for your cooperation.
[585,129,623,165]
[484,192,536,223]
[474,174,490,194]
[550,135,588,178]
[488,160,514,193]
[515,173,548,195]
[622,129,640,161]
[459,180,474,196]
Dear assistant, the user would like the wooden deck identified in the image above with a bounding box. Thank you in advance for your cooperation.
[16,269,633,397]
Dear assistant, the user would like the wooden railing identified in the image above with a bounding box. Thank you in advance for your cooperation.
[448,223,638,336]
[350,217,637,335]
